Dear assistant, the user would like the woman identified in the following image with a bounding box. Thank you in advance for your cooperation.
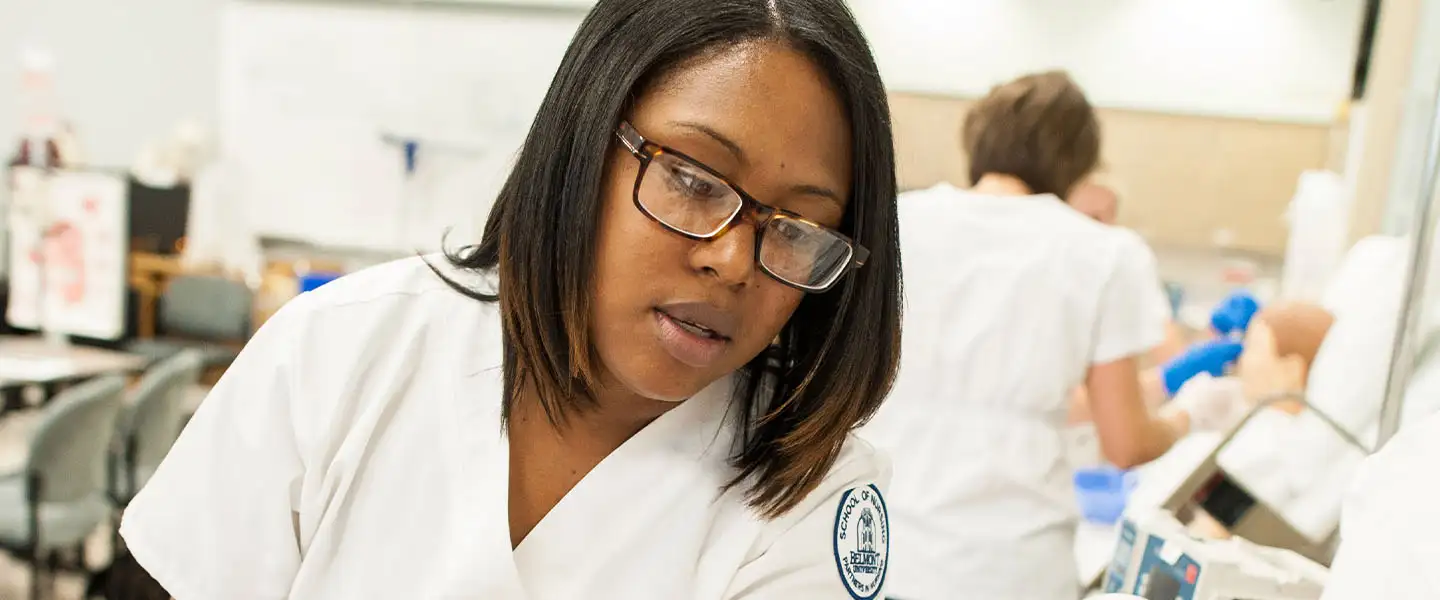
[862,72,1245,599]
[1065,173,1185,366]
[119,1,903,598]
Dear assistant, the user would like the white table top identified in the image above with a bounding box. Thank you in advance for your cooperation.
[0,336,146,385]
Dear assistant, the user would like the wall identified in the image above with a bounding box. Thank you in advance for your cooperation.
[1,0,1358,257]
[1,0,1365,168]
[0,0,223,169]
[890,93,1332,255]
[1378,0,1440,237]
[861,0,1362,255]
[853,0,1365,123]
[219,0,584,253]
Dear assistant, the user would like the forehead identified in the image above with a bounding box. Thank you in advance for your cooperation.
[629,41,852,199]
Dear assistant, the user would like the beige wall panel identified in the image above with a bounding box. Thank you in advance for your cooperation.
[890,92,1333,255]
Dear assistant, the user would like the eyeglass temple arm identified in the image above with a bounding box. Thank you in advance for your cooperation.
[616,122,645,157]
[850,245,870,268]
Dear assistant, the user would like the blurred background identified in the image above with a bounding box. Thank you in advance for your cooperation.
[2,0,1410,329]
[4,0,1440,597]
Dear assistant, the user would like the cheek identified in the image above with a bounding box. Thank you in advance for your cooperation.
[595,159,667,292]
[592,158,701,359]
[738,282,806,351]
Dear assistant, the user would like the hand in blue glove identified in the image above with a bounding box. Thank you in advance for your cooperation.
[1210,290,1260,336]
[1160,339,1245,397]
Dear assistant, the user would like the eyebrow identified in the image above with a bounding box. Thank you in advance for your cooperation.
[671,120,746,162]
[791,184,845,208]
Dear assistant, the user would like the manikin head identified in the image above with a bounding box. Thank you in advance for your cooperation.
[1238,302,1335,412]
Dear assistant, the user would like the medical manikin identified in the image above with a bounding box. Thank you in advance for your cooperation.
[1182,237,1422,549]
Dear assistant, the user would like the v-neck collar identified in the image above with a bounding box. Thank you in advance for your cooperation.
[449,301,739,597]
[511,375,736,553]
[507,375,738,598]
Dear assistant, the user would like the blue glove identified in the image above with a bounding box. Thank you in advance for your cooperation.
[1210,290,1260,336]
[1160,339,1244,397]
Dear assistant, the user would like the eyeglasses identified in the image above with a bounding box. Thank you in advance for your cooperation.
[615,121,868,293]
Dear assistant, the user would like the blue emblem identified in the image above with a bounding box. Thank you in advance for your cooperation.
[832,484,889,599]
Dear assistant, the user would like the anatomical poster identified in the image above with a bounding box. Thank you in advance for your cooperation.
[7,169,127,340]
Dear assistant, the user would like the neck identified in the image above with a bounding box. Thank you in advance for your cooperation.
[972,173,1034,196]
[575,381,676,445]
[513,376,676,453]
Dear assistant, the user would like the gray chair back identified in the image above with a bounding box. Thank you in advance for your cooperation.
[160,275,254,341]
[121,350,203,485]
[27,376,126,503]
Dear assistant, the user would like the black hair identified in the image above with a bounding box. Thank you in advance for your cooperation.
[435,0,901,517]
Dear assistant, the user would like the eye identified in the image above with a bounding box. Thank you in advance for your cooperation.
[773,219,809,244]
[664,163,725,200]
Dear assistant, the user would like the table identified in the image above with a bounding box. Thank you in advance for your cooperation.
[0,337,147,410]
[1073,433,1227,590]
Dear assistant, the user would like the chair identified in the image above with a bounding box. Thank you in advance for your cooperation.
[125,274,253,369]
[0,375,126,600]
[110,350,203,505]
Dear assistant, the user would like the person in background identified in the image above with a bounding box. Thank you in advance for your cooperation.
[1065,174,1188,426]
[1069,173,1185,365]
[862,71,1252,600]
[117,1,905,598]
[1068,172,1122,225]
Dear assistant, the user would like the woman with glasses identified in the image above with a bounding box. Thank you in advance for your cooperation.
[118,1,901,598]
[863,72,1247,600]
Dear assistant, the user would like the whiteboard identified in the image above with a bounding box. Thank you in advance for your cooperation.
[220,1,584,252]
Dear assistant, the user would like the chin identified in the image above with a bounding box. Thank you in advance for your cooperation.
[625,375,711,404]
[612,360,723,404]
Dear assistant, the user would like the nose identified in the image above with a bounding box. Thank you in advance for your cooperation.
[690,221,757,289]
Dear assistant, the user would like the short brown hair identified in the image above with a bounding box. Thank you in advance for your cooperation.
[963,71,1100,197]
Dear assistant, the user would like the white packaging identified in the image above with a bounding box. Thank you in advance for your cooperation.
[1280,171,1350,303]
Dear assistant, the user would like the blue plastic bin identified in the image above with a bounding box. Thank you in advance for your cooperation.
[1074,466,1139,525]
[299,271,343,293]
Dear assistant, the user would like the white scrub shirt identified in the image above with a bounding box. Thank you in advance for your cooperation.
[1321,411,1440,599]
[862,184,1163,600]
[120,257,892,600]
[1111,225,1175,331]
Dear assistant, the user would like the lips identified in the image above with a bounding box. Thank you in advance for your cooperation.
[668,315,724,340]
[652,302,737,369]
[655,302,737,341]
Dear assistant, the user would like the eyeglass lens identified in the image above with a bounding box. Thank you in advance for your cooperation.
[637,151,854,289]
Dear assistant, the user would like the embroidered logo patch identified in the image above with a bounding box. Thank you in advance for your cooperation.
[832,484,889,599]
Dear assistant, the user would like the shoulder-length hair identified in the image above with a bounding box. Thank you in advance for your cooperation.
[963,70,1101,198]
[435,0,901,518]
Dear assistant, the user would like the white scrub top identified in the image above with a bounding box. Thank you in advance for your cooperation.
[862,184,1163,600]
[120,257,892,600]
[1111,225,1175,329]
[1322,411,1440,599]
